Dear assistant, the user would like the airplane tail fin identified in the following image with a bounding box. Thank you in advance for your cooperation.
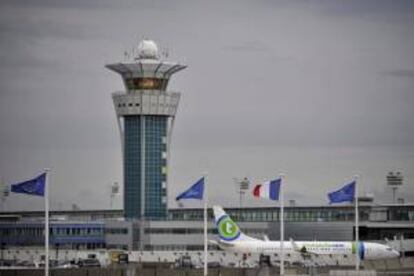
[212,205,257,243]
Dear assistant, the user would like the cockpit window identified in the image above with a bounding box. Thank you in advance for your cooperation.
[386,247,393,251]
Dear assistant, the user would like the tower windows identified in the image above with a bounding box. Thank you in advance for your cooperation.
[125,78,168,90]
[118,102,141,108]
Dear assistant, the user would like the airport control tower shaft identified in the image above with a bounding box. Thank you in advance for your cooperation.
[106,40,186,220]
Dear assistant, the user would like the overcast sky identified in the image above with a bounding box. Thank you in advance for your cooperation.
[0,0,413,211]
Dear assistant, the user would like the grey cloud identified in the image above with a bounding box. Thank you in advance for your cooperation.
[381,69,414,79]
[222,41,271,53]
[1,0,413,210]
[299,0,414,18]
[0,0,179,12]
[0,0,108,9]
[0,19,90,41]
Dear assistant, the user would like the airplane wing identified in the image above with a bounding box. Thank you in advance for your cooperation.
[290,238,319,257]
[288,238,341,267]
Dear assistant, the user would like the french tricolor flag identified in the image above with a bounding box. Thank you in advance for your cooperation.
[253,178,281,200]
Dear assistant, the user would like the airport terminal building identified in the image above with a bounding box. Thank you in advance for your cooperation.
[1,203,414,254]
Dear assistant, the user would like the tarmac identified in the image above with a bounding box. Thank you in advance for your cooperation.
[2,260,414,276]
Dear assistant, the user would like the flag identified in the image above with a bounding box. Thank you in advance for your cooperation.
[253,178,281,200]
[328,181,355,204]
[176,177,204,201]
[11,173,46,197]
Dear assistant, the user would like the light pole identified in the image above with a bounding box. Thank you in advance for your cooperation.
[233,177,250,208]
[0,178,9,211]
[110,182,120,209]
[387,172,403,204]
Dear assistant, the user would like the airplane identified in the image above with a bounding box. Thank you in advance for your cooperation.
[211,206,400,266]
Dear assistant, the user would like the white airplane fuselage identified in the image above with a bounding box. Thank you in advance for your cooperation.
[212,205,400,263]
[220,240,399,260]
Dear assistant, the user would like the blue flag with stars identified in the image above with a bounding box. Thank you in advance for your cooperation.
[176,177,204,201]
[11,173,46,197]
[328,181,355,204]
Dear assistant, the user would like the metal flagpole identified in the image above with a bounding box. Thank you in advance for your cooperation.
[203,173,208,276]
[355,175,359,271]
[45,169,50,276]
[280,174,285,275]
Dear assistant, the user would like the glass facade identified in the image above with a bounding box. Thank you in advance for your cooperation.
[0,223,105,249]
[124,116,142,219]
[167,206,375,222]
[124,115,168,220]
[144,116,168,219]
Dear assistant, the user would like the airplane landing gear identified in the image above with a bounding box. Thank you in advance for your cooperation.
[259,254,271,266]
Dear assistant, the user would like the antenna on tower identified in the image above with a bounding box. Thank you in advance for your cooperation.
[164,44,169,59]
[160,46,169,60]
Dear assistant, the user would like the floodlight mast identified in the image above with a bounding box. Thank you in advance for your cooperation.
[110,182,120,209]
[234,177,250,208]
[387,171,403,204]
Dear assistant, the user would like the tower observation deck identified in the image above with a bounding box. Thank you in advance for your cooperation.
[106,40,186,220]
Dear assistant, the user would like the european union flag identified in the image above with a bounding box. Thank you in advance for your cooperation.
[328,181,355,204]
[176,177,204,201]
[11,173,46,197]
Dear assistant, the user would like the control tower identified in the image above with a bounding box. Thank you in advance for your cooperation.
[106,40,186,220]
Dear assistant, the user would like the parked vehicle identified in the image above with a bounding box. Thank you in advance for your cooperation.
[175,255,193,268]
[15,260,36,267]
[78,258,101,267]
[118,253,129,264]
[0,260,13,267]
[208,261,221,268]
[55,260,79,269]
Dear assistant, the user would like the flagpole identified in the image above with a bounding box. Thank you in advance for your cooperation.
[203,173,208,276]
[45,168,50,276]
[280,173,285,275]
[355,175,359,271]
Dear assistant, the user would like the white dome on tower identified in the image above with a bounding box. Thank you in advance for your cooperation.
[137,40,159,59]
